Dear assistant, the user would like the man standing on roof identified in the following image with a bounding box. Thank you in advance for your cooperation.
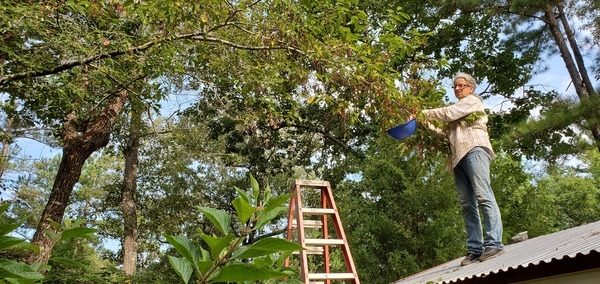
[421,72,504,266]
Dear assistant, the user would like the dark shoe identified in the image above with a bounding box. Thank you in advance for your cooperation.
[460,253,481,266]
[479,247,504,262]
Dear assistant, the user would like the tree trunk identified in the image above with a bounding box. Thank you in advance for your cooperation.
[122,104,141,275]
[543,4,585,96]
[556,3,596,97]
[27,91,129,266]
[0,119,12,182]
[543,3,600,151]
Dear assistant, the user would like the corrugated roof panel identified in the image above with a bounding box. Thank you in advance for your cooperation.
[393,220,600,284]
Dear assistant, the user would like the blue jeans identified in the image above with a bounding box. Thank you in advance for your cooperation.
[453,147,503,255]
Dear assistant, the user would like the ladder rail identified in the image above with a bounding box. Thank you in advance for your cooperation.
[294,183,310,282]
[323,186,360,280]
[321,189,331,282]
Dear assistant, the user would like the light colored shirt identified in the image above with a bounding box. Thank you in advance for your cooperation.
[422,94,496,171]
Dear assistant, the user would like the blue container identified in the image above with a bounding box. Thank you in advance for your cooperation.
[386,119,416,140]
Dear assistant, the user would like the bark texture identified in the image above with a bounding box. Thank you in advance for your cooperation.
[27,91,129,266]
[122,105,141,275]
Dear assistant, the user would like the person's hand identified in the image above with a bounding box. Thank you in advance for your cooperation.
[409,114,416,121]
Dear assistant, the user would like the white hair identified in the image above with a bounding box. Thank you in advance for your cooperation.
[454,73,477,89]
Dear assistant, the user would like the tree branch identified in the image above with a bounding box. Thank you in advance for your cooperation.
[190,35,304,54]
[1,37,167,86]
[1,30,304,86]
[249,227,287,244]
[291,123,365,160]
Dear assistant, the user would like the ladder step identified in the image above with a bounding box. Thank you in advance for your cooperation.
[302,208,335,215]
[292,246,324,255]
[292,219,323,228]
[305,238,345,245]
[308,273,356,280]
[295,180,331,187]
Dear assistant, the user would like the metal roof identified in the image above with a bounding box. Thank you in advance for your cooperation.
[393,220,600,284]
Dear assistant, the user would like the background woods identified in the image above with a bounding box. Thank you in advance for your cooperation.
[1,0,599,283]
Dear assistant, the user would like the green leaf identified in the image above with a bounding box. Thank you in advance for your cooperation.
[234,186,251,204]
[198,207,231,235]
[254,206,288,229]
[200,233,234,261]
[232,238,303,259]
[264,193,292,214]
[263,183,271,204]
[15,241,39,253]
[0,203,9,215]
[43,230,61,241]
[49,257,89,270]
[233,197,255,224]
[69,219,86,228]
[164,235,209,273]
[253,253,278,267]
[168,256,193,284]
[250,174,260,204]
[211,263,289,282]
[252,257,270,267]
[275,250,295,267]
[0,259,44,280]
[0,223,21,237]
[61,227,97,241]
[197,260,213,277]
[0,236,26,250]
[249,238,303,251]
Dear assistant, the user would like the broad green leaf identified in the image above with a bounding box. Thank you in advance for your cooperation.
[247,238,303,251]
[197,260,213,277]
[0,223,21,237]
[198,207,231,235]
[15,241,39,253]
[252,257,269,267]
[70,219,86,228]
[234,186,251,204]
[49,257,89,270]
[275,250,295,267]
[168,256,193,284]
[250,174,260,204]
[200,233,233,261]
[264,193,292,214]
[29,262,49,273]
[233,197,255,224]
[232,238,303,259]
[254,206,288,229]
[263,183,271,204]
[252,253,277,267]
[61,227,97,240]
[211,263,289,282]
[0,259,44,280]
[0,236,26,250]
[0,203,10,215]
[164,234,209,273]
[43,230,61,241]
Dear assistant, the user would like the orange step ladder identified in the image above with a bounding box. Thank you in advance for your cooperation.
[285,180,360,284]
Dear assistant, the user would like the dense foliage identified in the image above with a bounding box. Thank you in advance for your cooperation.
[1,0,599,283]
